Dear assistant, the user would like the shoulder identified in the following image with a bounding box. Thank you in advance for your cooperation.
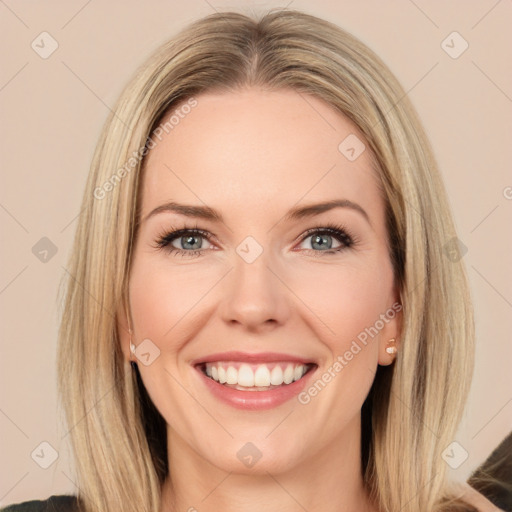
[454,482,507,512]
[1,495,80,512]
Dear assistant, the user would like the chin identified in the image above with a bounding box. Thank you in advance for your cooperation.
[198,435,307,476]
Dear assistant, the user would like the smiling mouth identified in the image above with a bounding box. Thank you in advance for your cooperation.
[196,361,317,391]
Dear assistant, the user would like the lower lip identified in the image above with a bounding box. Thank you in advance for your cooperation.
[195,366,316,410]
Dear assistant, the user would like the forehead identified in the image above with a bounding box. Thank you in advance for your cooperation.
[140,88,382,221]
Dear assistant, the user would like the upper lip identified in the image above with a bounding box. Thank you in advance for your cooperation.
[191,351,316,366]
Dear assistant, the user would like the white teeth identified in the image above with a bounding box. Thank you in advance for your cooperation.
[270,366,283,385]
[283,364,294,384]
[204,362,309,389]
[254,365,271,387]
[226,366,238,385]
[238,364,254,387]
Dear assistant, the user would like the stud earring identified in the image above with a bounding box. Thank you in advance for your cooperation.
[128,328,136,361]
[385,338,398,355]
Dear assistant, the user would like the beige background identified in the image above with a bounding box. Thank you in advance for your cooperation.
[1,0,511,506]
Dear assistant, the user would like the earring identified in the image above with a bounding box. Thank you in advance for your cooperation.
[385,338,398,355]
[128,328,136,361]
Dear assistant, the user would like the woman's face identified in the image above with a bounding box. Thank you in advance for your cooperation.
[120,88,400,475]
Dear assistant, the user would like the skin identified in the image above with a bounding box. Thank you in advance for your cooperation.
[118,88,401,512]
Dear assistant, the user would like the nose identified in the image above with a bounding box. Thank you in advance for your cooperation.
[218,251,291,333]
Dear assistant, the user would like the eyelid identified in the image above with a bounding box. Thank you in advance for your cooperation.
[153,222,357,256]
[171,229,216,250]
[152,225,218,251]
[293,223,356,250]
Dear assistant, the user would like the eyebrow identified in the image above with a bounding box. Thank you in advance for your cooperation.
[284,199,370,225]
[142,199,371,226]
[142,202,223,224]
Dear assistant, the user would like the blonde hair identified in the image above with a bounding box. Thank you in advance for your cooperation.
[57,9,476,512]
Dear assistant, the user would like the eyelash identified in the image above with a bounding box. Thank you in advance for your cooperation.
[152,222,357,258]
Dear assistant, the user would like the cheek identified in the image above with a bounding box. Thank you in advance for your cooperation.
[127,257,215,434]
[290,253,394,349]
[128,255,218,346]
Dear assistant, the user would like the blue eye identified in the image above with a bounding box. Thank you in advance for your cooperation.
[304,233,339,250]
[173,233,210,251]
[154,228,214,258]
[153,222,356,258]
[298,226,354,254]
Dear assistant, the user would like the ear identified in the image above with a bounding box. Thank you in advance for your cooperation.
[377,289,403,366]
[116,296,132,363]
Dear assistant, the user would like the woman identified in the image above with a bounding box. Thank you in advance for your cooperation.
[2,9,506,512]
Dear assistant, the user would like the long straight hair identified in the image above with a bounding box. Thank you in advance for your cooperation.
[57,10,475,512]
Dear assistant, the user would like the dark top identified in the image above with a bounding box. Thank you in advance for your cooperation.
[0,495,80,512]
[0,492,502,512]
[2,479,510,511]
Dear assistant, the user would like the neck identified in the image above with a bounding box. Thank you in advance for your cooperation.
[160,414,377,512]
